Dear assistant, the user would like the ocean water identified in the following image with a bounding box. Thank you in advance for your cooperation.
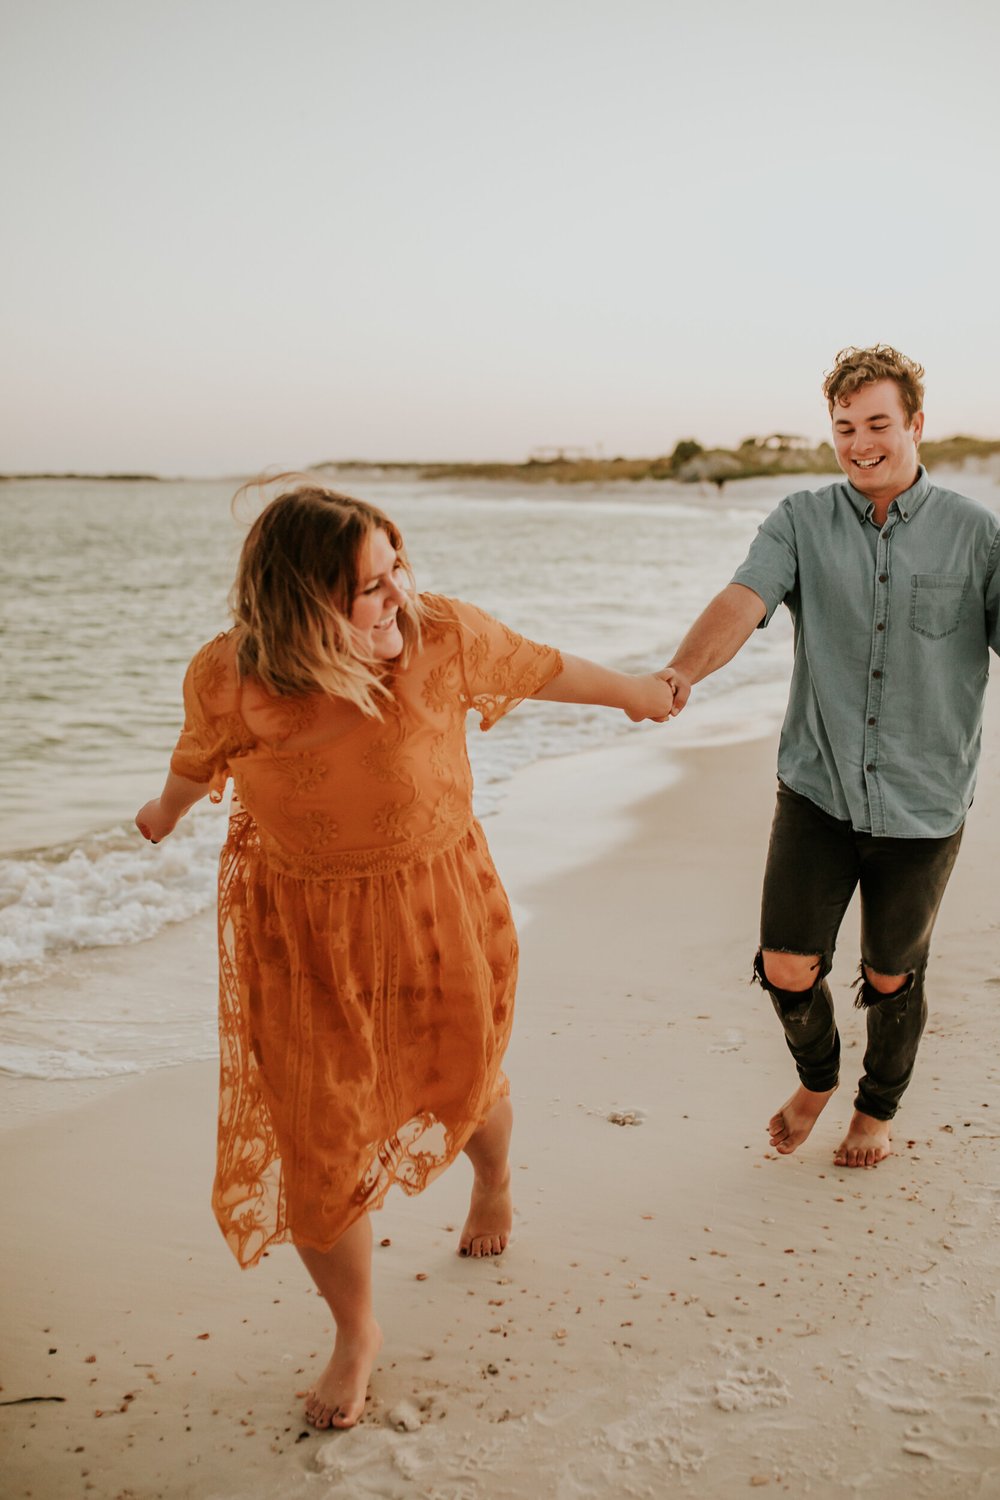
[4,467,996,1079]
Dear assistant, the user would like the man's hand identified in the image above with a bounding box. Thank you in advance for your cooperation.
[662,667,692,715]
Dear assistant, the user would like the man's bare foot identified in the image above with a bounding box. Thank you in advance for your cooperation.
[834,1110,892,1168]
[458,1167,513,1258]
[767,1084,837,1155]
[302,1318,383,1430]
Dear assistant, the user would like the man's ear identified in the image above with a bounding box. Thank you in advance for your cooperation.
[910,410,925,444]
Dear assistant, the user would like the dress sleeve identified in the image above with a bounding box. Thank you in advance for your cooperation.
[433,596,563,731]
[169,638,240,802]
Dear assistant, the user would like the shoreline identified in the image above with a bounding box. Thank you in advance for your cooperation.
[3,713,1000,1497]
[6,440,1000,487]
[0,717,769,1112]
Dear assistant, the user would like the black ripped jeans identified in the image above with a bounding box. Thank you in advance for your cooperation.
[754,782,963,1121]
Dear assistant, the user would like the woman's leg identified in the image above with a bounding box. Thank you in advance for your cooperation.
[459,1094,514,1257]
[295,1211,383,1429]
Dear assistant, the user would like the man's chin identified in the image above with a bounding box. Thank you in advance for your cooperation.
[840,464,883,496]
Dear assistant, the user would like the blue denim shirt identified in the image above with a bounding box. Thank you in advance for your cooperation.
[731,467,1000,837]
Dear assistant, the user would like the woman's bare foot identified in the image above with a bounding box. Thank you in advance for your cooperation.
[834,1110,892,1168]
[767,1084,837,1154]
[459,1095,514,1257]
[458,1167,513,1257]
[303,1318,383,1429]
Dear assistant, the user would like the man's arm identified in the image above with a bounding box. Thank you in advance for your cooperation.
[666,582,767,713]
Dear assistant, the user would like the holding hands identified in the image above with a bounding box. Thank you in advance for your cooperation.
[623,668,682,723]
[659,667,692,716]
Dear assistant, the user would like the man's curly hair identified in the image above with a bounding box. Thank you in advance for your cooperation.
[823,345,925,424]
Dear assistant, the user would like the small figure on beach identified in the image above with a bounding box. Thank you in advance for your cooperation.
[664,346,1000,1167]
[135,481,674,1429]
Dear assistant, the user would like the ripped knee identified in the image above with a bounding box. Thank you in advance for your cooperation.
[862,963,911,994]
[753,949,830,1023]
[758,948,823,992]
[853,963,914,1009]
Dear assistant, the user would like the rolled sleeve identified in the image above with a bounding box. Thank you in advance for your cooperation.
[986,532,1000,656]
[731,498,799,627]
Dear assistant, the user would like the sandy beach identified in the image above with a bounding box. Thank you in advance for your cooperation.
[3,711,999,1500]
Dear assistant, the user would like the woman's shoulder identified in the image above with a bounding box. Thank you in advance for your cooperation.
[184,630,240,707]
[416,592,463,643]
[415,595,537,672]
[418,591,459,620]
[415,593,506,659]
[417,593,501,637]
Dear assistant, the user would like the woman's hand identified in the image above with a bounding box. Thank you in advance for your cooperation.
[135,798,179,844]
[136,771,213,844]
[623,670,679,723]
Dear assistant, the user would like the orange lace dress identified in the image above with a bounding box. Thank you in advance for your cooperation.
[169,594,562,1268]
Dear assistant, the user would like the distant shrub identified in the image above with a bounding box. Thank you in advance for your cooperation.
[669,439,704,471]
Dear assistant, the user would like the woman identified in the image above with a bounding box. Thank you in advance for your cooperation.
[136,482,674,1427]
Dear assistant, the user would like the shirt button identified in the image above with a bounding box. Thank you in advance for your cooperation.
[878,573,888,583]
[876,622,885,631]
[868,716,876,725]
[866,762,876,772]
[872,669,882,679]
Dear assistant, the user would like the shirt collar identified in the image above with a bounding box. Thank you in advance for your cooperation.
[843,464,931,524]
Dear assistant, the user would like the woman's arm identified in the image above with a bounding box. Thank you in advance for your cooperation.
[531,654,677,722]
[135,770,213,843]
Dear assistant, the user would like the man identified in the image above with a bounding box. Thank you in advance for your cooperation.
[666,346,1000,1167]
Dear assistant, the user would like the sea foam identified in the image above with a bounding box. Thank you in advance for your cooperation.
[0,808,222,976]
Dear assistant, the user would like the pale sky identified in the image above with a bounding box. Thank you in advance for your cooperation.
[3,0,998,474]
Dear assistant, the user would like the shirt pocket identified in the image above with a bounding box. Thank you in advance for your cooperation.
[909,573,969,640]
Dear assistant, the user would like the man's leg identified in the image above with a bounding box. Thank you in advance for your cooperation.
[835,825,964,1167]
[758,951,841,1153]
[754,783,860,1154]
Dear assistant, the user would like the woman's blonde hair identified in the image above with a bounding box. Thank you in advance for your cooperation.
[230,479,424,715]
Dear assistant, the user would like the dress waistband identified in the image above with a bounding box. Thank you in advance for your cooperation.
[223,809,478,880]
